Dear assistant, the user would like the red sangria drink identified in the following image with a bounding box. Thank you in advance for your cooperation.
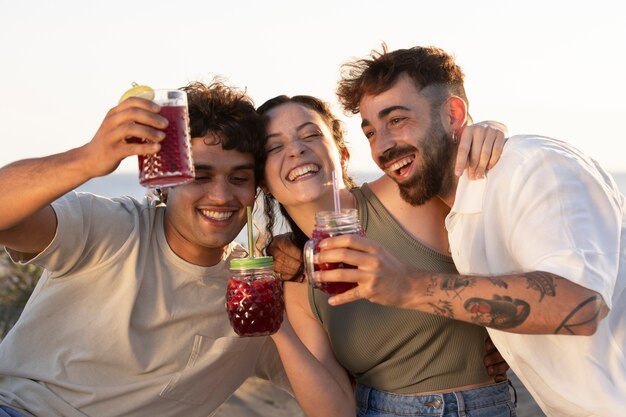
[138,90,195,188]
[304,209,364,295]
[225,257,284,337]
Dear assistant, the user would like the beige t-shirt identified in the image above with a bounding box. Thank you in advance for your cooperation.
[0,192,288,417]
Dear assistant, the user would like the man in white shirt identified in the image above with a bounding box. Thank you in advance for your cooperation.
[314,45,625,416]
[0,81,288,417]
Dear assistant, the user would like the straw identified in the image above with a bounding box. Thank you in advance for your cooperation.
[246,206,254,258]
[332,171,341,213]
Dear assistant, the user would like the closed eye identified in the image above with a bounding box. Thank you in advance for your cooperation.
[193,169,212,182]
[302,132,322,141]
[231,175,252,185]
[266,144,283,153]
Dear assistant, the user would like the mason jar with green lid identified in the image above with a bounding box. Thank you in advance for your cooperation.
[225,256,284,337]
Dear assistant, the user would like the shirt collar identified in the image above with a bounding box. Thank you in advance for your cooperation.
[450,171,487,214]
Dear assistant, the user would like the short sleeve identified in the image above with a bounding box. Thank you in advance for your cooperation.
[29,192,139,276]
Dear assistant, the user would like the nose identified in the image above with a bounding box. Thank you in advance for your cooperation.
[205,177,233,203]
[370,126,396,161]
[285,139,307,157]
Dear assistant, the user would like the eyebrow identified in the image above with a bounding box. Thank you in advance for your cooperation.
[194,163,255,171]
[266,121,319,140]
[361,105,411,129]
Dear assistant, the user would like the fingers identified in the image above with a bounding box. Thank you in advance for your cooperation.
[268,235,304,281]
[485,336,497,352]
[273,255,303,281]
[489,365,509,383]
[456,122,508,179]
[486,132,506,170]
[317,233,373,252]
[102,100,170,156]
[484,337,510,381]
[454,128,473,177]
[468,130,494,179]
[328,287,365,306]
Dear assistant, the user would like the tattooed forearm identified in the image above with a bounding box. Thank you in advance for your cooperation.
[464,295,530,329]
[441,276,474,291]
[488,277,508,289]
[428,300,454,318]
[425,275,438,297]
[555,295,603,335]
[525,271,557,301]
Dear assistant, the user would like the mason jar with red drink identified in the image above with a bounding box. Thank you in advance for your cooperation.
[225,256,284,337]
[303,208,364,295]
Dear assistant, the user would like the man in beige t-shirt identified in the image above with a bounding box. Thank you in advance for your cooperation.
[0,81,288,417]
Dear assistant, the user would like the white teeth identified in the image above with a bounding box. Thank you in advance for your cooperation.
[387,156,414,172]
[200,210,234,220]
[287,164,319,181]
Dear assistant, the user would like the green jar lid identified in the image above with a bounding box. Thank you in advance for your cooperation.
[229,256,274,269]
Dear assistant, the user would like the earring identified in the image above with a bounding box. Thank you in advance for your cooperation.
[451,130,458,145]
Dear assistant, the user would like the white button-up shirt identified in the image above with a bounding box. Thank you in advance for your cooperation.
[446,135,626,417]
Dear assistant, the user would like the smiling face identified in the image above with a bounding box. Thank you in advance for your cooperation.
[163,135,256,266]
[262,102,344,210]
[359,73,456,206]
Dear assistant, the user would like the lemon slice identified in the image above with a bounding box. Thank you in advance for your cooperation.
[118,82,155,103]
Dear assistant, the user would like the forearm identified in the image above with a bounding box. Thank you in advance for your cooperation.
[271,325,355,417]
[403,270,608,335]
[0,146,91,231]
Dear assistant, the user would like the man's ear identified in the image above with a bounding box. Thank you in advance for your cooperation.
[441,96,468,133]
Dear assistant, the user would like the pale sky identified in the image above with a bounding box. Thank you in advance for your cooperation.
[1,0,625,176]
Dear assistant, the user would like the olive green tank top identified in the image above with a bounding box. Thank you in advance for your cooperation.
[309,183,492,394]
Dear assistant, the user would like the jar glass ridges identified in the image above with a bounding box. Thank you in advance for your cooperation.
[304,208,364,295]
[226,256,284,336]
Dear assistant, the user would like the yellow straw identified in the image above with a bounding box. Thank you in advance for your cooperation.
[246,206,254,258]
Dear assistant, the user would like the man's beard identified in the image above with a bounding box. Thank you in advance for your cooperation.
[380,121,456,206]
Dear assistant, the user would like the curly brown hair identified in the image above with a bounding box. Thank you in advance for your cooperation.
[182,80,267,186]
[157,80,267,205]
[336,44,468,116]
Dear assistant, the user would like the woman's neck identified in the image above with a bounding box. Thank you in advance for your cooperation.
[284,188,356,238]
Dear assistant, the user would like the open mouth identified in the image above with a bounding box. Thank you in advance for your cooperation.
[384,155,415,179]
[286,163,320,182]
[199,209,235,222]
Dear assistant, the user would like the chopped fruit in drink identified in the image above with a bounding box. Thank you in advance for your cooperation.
[118,82,155,103]
[226,276,284,337]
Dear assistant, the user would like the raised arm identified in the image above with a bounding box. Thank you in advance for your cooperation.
[0,97,167,254]
[270,282,355,416]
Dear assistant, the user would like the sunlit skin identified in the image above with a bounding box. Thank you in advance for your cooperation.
[164,136,256,266]
[263,102,351,237]
[262,98,514,417]
[360,73,458,204]
[313,74,609,337]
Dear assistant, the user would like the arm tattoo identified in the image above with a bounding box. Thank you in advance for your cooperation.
[525,271,557,301]
[555,295,603,335]
[464,295,530,329]
[439,275,475,300]
[428,300,454,318]
[425,275,438,297]
[441,276,474,291]
[488,277,508,289]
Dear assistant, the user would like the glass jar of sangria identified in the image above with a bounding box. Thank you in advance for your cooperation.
[303,208,364,295]
[225,256,284,337]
